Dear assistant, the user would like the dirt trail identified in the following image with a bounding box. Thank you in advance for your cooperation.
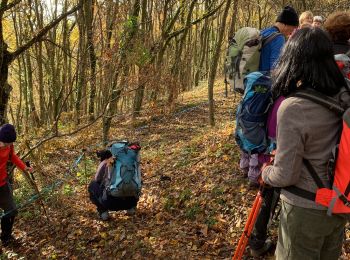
[3,81,349,259]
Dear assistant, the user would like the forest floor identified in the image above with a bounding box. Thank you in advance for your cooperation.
[2,80,350,259]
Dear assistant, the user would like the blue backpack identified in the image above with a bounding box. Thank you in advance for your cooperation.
[106,141,142,198]
[235,72,273,154]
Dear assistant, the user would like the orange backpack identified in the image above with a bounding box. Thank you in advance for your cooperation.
[315,106,350,214]
[285,88,350,215]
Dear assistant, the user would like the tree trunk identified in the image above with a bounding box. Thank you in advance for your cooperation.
[0,2,81,124]
[194,13,209,87]
[103,0,141,143]
[86,0,97,121]
[208,0,232,126]
[132,0,148,118]
[75,8,87,125]
[168,0,196,105]
[228,0,239,37]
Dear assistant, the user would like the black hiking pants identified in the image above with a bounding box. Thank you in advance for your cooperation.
[88,181,138,214]
[0,183,18,241]
[249,187,280,250]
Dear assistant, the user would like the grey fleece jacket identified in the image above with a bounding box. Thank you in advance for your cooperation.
[262,96,342,209]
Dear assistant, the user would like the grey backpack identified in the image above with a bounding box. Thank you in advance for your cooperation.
[225,27,281,94]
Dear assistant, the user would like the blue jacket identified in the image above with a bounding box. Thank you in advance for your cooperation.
[259,26,285,72]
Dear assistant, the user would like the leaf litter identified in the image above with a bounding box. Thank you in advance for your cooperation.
[3,82,349,259]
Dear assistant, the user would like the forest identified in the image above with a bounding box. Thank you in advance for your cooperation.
[0,0,349,258]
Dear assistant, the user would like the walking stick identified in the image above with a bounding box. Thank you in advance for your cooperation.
[22,161,49,219]
[232,189,263,260]
[232,154,275,259]
[224,74,228,98]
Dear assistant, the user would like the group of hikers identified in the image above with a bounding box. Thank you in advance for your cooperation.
[230,5,350,260]
[0,4,349,260]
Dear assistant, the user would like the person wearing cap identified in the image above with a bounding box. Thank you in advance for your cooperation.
[259,5,299,72]
[312,15,323,28]
[245,5,299,257]
[0,124,33,246]
[242,6,299,186]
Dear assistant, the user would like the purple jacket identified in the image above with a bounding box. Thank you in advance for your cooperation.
[267,96,285,140]
[258,96,285,164]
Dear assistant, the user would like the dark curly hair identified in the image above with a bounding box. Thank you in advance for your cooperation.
[272,27,347,98]
[96,149,112,162]
[324,11,350,42]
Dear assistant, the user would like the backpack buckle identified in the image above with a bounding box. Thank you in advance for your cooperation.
[338,194,350,207]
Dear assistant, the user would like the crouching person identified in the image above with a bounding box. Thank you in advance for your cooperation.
[0,124,33,246]
[88,142,141,221]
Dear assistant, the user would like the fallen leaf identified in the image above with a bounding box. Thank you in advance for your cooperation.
[201,225,208,237]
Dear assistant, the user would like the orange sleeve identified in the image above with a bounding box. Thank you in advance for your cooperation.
[11,153,27,171]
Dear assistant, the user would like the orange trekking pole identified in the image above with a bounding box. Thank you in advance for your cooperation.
[232,189,263,259]
[232,156,274,260]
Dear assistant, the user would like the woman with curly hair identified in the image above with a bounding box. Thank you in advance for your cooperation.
[324,11,350,54]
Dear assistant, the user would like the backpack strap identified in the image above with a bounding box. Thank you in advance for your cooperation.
[291,88,345,116]
[261,31,282,48]
[283,89,342,202]
[292,88,345,165]
[283,186,316,201]
[284,158,325,201]
[303,159,326,189]
[344,182,350,197]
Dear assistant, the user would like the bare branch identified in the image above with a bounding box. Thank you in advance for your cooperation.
[0,0,22,13]
[21,114,104,160]
[41,37,76,59]
[166,0,225,41]
[9,3,81,61]
[20,86,123,159]
[163,3,183,37]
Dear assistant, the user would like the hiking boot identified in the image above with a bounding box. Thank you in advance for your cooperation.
[250,238,273,257]
[126,207,136,215]
[100,211,109,221]
[241,167,249,178]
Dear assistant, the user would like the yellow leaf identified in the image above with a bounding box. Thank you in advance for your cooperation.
[100,232,107,239]
[236,217,242,228]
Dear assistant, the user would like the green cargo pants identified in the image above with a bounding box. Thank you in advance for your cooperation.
[276,200,346,260]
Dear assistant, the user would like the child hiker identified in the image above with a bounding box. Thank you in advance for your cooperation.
[0,124,33,246]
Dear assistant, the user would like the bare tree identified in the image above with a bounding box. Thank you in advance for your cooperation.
[0,0,81,125]
[208,0,232,126]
